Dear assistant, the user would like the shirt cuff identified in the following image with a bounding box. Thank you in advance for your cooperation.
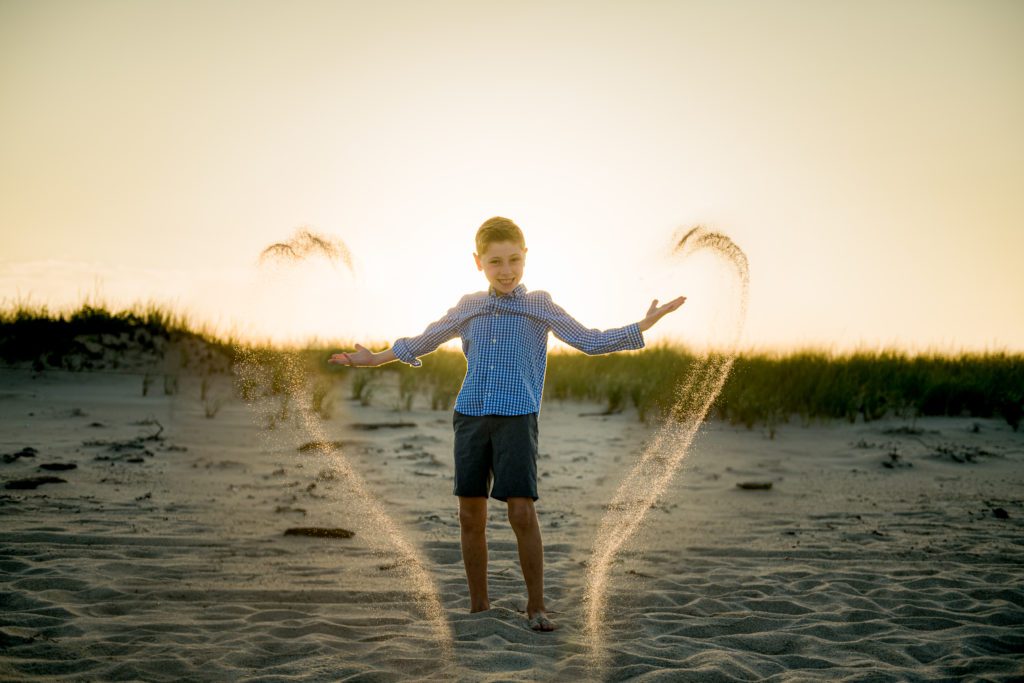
[391,339,423,367]
[626,322,645,350]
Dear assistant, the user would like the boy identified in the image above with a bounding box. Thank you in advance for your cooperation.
[329,217,685,632]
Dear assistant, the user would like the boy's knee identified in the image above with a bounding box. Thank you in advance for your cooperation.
[506,499,537,532]
[459,502,487,534]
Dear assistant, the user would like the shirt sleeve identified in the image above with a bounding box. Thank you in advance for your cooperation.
[542,293,645,355]
[391,296,469,367]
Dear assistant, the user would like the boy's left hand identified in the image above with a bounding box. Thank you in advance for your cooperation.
[639,296,686,331]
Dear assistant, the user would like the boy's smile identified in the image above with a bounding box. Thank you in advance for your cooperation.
[474,240,527,296]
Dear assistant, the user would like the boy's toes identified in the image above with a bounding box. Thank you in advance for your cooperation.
[528,613,556,631]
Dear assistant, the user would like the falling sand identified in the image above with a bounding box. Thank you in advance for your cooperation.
[259,227,354,271]
[243,226,748,676]
[583,226,750,678]
[236,235,454,667]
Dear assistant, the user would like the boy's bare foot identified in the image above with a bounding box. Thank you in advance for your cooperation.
[527,610,556,632]
[469,604,490,613]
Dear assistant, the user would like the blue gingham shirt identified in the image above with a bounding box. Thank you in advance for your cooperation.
[391,284,645,416]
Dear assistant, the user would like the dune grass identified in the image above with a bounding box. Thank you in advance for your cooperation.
[361,346,1023,431]
[2,302,1021,430]
[0,301,234,371]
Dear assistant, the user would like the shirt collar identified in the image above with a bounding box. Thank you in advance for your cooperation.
[489,283,527,299]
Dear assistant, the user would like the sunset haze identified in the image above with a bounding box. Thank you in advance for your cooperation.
[2,0,1022,351]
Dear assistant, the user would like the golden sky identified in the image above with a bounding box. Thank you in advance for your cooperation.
[2,0,1022,351]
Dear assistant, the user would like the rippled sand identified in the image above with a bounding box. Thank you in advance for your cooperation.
[1,369,1022,681]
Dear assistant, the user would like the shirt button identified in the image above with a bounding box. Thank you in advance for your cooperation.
[489,365,494,369]
[491,338,496,343]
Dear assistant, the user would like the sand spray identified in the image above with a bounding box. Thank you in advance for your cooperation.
[258,228,354,270]
[236,225,747,673]
[235,231,454,663]
[582,227,749,677]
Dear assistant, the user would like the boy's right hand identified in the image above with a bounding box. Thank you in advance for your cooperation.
[329,343,375,367]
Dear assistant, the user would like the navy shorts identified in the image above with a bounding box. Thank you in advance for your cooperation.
[452,410,539,502]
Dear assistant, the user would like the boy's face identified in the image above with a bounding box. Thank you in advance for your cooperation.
[474,240,527,296]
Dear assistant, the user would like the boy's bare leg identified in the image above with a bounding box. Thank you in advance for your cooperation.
[458,496,490,612]
[506,497,555,630]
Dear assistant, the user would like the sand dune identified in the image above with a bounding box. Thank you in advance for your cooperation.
[1,368,1022,681]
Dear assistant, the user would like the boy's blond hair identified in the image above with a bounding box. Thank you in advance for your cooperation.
[475,216,526,254]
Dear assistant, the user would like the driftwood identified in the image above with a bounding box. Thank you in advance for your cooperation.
[283,527,355,539]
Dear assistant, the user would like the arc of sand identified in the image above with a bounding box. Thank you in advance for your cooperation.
[235,351,454,664]
[582,227,749,677]
[295,412,455,663]
[258,227,355,271]
[237,225,454,666]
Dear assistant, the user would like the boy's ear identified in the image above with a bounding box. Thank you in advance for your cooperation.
[473,252,483,271]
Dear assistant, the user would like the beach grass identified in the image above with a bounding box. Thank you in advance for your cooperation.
[0,301,236,373]
[2,302,1021,430]
[370,345,1024,431]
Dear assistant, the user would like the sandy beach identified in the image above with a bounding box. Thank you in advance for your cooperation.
[2,367,1022,681]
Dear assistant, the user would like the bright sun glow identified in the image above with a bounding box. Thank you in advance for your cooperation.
[1,2,1022,351]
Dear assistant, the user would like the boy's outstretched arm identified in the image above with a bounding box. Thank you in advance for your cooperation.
[545,292,685,355]
[638,296,687,332]
[329,344,396,367]
[329,294,471,368]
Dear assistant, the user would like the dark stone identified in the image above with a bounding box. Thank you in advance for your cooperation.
[5,476,67,490]
[736,481,773,490]
[992,508,1010,519]
[882,425,923,435]
[3,448,39,464]
[39,463,77,471]
[883,452,913,468]
[348,422,417,431]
